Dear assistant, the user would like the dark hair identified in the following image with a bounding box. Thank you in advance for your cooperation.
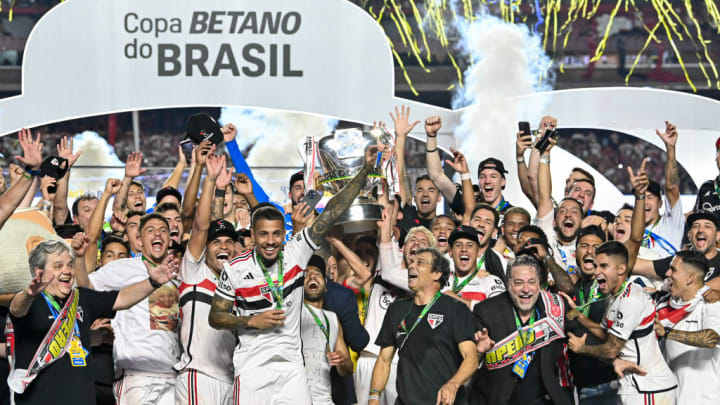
[71,193,99,217]
[356,235,378,248]
[592,210,615,225]
[555,197,584,218]
[139,213,169,232]
[470,203,500,229]
[517,225,548,242]
[250,203,284,228]
[155,202,181,215]
[502,207,531,224]
[126,210,146,221]
[100,235,130,255]
[675,250,709,279]
[416,247,450,288]
[415,174,435,185]
[506,254,542,281]
[576,225,606,246]
[430,214,456,228]
[571,167,595,184]
[129,180,145,191]
[595,241,629,266]
[617,203,634,213]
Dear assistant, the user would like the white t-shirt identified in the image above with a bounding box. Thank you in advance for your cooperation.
[664,299,720,404]
[602,282,677,394]
[89,256,181,375]
[301,305,339,405]
[443,271,505,309]
[535,211,577,273]
[215,228,318,376]
[643,194,684,258]
[174,248,237,383]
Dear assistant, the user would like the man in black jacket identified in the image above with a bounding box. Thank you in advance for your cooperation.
[471,254,572,405]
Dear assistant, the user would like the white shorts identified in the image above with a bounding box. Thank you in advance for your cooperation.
[175,369,232,405]
[114,372,175,405]
[233,362,311,405]
[619,389,676,405]
[354,353,398,405]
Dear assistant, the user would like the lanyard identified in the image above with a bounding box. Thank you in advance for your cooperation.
[452,256,485,294]
[41,292,81,342]
[303,302,330,349]
[576,279,605,316]
[399,291,442,346]
[257,251,284,308]
[642,228,677,256]
[613,280,629,298]
[494,198,509,212]
[513,308,538,352]
[141,255,156,268]
[359,287,370,325]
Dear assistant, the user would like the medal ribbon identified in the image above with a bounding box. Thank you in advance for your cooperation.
[399,291,442,348]
[494,198,509,213]
[257,251,284,308]
[452,256,485,294]
[304,302,330,348]
[513,308,537,352]
[576,279,606,316]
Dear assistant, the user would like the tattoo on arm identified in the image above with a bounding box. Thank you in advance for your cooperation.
[667,328,720,349]
[580,333,626,360]
[211,196,224,221]
[547,260,575,295]
[208,296,251,330]
[308,165,370,246]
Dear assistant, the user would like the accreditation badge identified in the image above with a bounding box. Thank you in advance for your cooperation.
[512,352,533,379]
[68,337,87,367]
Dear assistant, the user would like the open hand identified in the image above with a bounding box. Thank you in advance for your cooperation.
[57,136,83,168]
[474,328,495,353]
[16,128,43,169]
[26,268,54,297]
[124,152,146,178]
[390,105,420,138]
[444,147,469,174]
[655,121,678,148]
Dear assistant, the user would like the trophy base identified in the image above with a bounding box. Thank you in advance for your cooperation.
[335,201,384,234]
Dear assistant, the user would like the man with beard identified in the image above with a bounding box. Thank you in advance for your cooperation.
[371,248,478,405]
[567,242,677,405]
[655,250,720,404]
[692,136,720,222]
[536,195,582,275]
[638,123,683,259]
[86,214,182,405]
[209,144,385,405]
[397,175,440,232]
[113,151,148,215]
[282,170,306,236]
[464,203,508,282]
[173,154,237,405]
[444,226,505,309]
[494,207,531,260]
[471,255,572,405]
[430,215,455,255]
[301,256,353,405]
[155,203,184,246]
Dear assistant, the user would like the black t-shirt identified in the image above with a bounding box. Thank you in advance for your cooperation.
[564,278,616,388]
[450,190,512,217]
[376,294,475,405]
[507,314,546,404]
[0,307,10,405]
[694,179,720,221]
[10,288,118,405]
[653,250,720,282]
[398,203,433,234]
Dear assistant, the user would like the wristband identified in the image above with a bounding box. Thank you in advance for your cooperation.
[39,200,52,210]
[24,166,40,177]
[425,147,438,153]
[369,388,383,394]
[460,172,471,181]
[426,133,437,138]
[368,394,380,401]
[635,194,646,200]
[215,189,227,198]
[539,157,550,164]
[516,156,525,163]
[148,277,163,289]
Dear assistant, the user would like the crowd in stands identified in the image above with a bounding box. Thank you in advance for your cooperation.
[0,106,718,405]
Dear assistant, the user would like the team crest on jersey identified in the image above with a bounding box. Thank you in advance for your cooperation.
[260,286,273,302]
[427,313,443,329]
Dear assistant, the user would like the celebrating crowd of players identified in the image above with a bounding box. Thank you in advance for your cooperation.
[0,108,718,405]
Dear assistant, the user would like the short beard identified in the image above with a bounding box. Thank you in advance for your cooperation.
[305,290,325,302]
[555,226,577,244]
[509,292,539,314]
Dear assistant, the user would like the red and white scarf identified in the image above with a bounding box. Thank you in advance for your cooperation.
[656,286,708,328]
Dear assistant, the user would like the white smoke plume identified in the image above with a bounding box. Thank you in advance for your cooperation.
[69,131,124,197]
[451,13,554,206]
[219,107,338,202]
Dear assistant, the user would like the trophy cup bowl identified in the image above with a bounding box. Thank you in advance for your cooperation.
[316,128,391,234]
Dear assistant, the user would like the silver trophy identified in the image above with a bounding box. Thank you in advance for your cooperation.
[314,127,394,233]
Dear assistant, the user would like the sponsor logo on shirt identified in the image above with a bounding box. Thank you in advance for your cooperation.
[260,286,273,302]
[379,292,394,310]
[427,313,443,329]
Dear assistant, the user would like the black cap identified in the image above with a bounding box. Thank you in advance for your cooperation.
[39,156,68,180]
[634,180,662,199]
[289,171,304,189]
[448,225,480,247]
[478,157,508,178]
[687,210,720,229]
[185,113,223,145]
[208,219,237,242]
[307,255,326,277]
[156,186,182,204]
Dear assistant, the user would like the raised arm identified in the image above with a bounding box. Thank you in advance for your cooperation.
[0,129,43,230]
[112,151,146,214]
[181,141,213,227]
[234,173,259,209]
[391,116,413,206]
[536,135,554,218]
[161,146,188,190]
[211,160,233,221]
[626,159,649,271]
[422,115,457,202]
[656,121,680,208]
[188,154,224,260]
[516,129,535,205]
[53,136,83,224]
[307,144,385,247]
[441,147,473,225]
[223,123,271,204]
[84,179,121,272]
[10,268,53,318]
[37,176,57,222]
[328,234,373,289]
